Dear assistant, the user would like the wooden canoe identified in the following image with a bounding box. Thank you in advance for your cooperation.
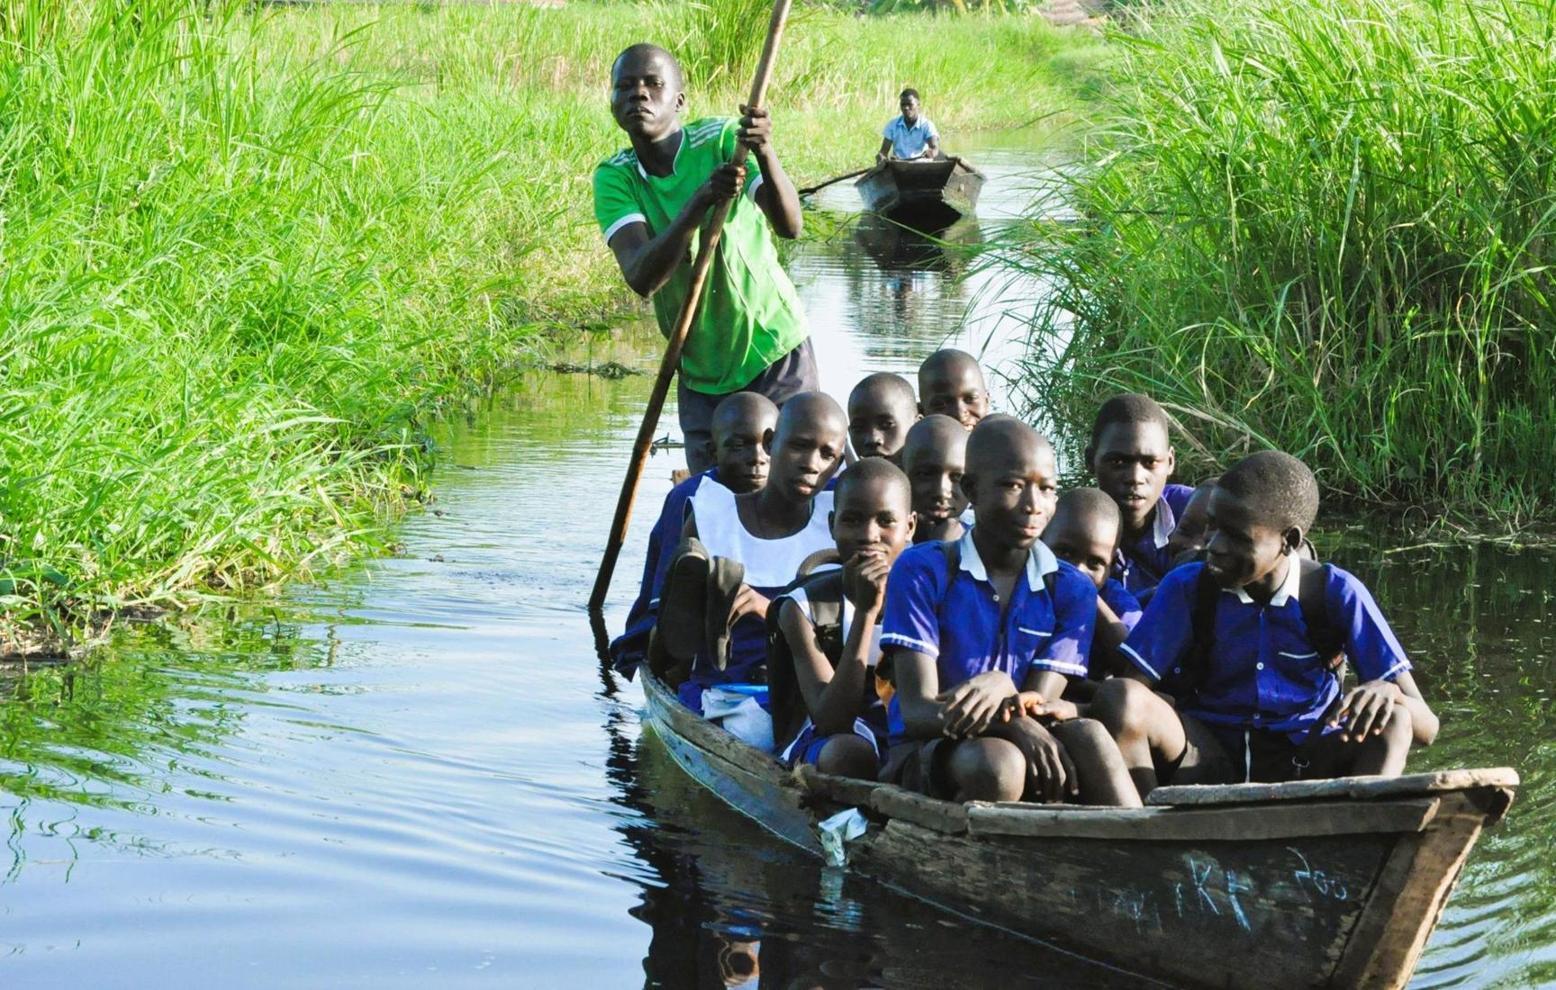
[641,669,1517,990]
[855,157,986,230]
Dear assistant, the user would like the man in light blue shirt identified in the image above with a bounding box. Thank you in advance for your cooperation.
[878,88,940,161]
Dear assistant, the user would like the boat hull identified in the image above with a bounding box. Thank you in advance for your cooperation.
[855,158,985,230]
[640,670,1515,990]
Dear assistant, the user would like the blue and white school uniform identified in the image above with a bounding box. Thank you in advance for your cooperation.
[610,468,721,677]
[879,530,1097,742]
[681,482,836,712]
[1100,577,1144,632]
[776,582,888,767]
[1113,483,1196,594]
[882,114,939,159]
[1120,553,1412,744]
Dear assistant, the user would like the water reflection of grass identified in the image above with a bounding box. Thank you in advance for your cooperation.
[0,616,333,822]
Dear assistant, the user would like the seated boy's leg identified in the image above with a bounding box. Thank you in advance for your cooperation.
[784,720,881,780]
[880,737,1023,802]
[944,738,1026,803]
[1092,678,1231,797]
[1301,707,1415,779]
[1049,718,1143,808]
[815,733,879,780]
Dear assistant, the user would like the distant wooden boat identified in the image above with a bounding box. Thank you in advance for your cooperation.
[641,668,1517,990]
[855,157,985,230]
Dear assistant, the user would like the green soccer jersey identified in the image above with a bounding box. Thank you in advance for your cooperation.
[593,117,810,395]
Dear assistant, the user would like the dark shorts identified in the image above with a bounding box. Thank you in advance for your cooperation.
[678,338,819,475]
[878,737,958,799]
[1164,716,1337,785]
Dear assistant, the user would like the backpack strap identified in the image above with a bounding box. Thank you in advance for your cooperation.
[1181,564,1221,692]
[766,568,847,751]
[1296,558,1344,670]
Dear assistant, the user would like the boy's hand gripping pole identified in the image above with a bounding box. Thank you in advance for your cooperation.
[589,0,795,614]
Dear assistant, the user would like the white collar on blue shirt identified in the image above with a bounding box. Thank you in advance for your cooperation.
[1230,550,1302,606]
[956,527,1059,592]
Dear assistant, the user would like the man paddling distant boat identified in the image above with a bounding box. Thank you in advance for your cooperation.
[594,44,816,475]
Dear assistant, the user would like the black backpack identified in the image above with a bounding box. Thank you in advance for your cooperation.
[1178,556,1344,696]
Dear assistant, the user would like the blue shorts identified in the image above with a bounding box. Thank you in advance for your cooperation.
[778,717,883,769]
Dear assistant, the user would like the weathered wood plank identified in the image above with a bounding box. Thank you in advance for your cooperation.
[1148,768,1519,811]
[642,670,788,781]
[870,785,968,834]
[965,798,1438,841]
[792,764,881,808]
[1330,793,1491,989]
[858,818,1392,990]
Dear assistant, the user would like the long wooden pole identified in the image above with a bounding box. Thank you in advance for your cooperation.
[797,166,872,197]
[589,0,794,613]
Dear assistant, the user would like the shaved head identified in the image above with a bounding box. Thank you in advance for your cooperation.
[965,414,1051,477]
[918,348,991,428]
[776,391,847,441]
[902,414,966,465]
[611,43,683,90]
[1051,487,1120,534]
[711,392,778,444]
[835,456,912,513]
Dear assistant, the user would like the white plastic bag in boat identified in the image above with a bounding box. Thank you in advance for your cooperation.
[817,807,869,867]
[701,686,774,752]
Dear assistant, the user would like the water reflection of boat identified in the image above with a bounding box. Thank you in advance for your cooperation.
[608,689,1139,988]
[851,215,981,274]
[640,668,1519,990]
[855,158,985,231]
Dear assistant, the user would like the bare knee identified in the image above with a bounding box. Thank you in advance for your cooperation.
[948,738,1025,803]
[1092,678,1157,738]
[1052,717,1111,747]
[816,734,878,780]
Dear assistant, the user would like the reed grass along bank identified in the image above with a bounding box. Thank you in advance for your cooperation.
[1010,0,1556,525]
[0,0,1107,648]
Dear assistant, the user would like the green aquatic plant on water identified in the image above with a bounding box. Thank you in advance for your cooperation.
[1006,0,1556,525]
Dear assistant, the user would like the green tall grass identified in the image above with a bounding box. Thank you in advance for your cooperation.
[1008,0,1556,523]
[0,0,1108,649]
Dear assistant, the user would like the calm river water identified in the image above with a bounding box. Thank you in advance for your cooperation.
[2,143,1552,988]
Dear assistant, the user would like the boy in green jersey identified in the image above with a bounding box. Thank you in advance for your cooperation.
[595,44,816,474]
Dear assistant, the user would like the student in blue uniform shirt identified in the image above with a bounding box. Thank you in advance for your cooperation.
[1086,393,1195,595]
[877,88,940,162]
[879,416,1140,806]
[610,393,778,677]
[1041,487,1143,679]
[1090,451,1439,799]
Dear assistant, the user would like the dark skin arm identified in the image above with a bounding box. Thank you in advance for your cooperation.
[739,105,802,239]
[1330,671,1438,746]
[608,163,744,297]
[607,108,798,296]
[891,650,1019,739]
[996,669,1080,802]
[1087,596,1131,679]
[876,137,893,163]
[777,553,886,736]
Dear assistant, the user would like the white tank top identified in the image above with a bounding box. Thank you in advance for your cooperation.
[690,482,835,591]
